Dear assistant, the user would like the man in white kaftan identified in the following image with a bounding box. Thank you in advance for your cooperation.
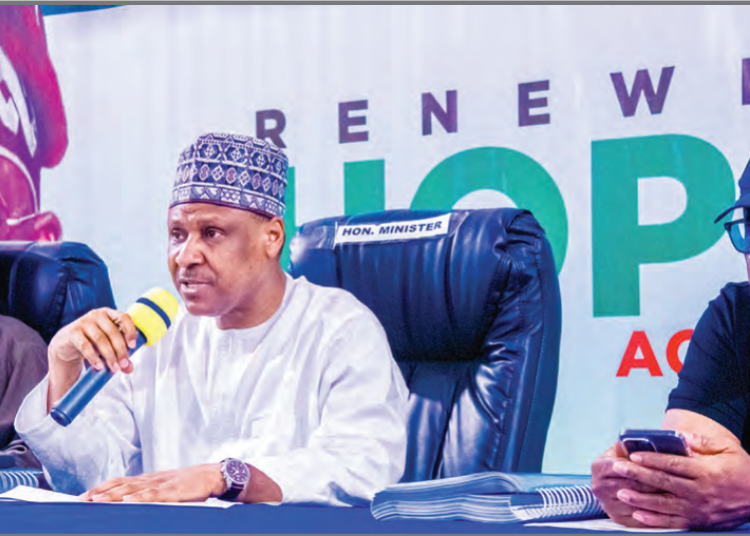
[15,133,409,505]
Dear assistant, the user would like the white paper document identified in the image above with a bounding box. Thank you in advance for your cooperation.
[530,518,750,532]
[528,517,684,532]
[0,485,236,508]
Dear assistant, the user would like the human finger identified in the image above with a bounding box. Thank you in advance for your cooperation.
[606,508,652,528]
[592,446,627,479]
[612,460,692,496]
[87,311,132,372]
[91,479,152,502]
[589,479,653,529]
[70,317,116,372]
[617,488,689,517]
[621,478,660,494]
[69,328,105,371]
[122,487,162,502]
[121,481,182,503]
[629,452,702,480]
[632,509,690,529]
[109,311,139,350]
[684,433,731,456]
[593,476,661,504]
[591,471,659,525]
[48,310,107,367]
[86,472,165,500]
[106,312,140,374]
[592,460,659,494]
[592,450,660,496]
[86,477,139,501]
[119,358,134,374]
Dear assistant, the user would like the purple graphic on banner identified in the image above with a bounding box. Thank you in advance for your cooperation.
[422,90,458,136]
[742,58,750,106]
[338,100,369,144]
[518,80,551,127]
[0,5,67,241]
[610,66,675,117]
[256,109,287,148]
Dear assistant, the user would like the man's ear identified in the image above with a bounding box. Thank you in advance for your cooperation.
[266,217,285,259]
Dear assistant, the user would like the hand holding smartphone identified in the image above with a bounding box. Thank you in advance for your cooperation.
[619,429,691,457]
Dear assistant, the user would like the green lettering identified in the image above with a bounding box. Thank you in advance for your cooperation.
[344,160,385,215]
[592,135,735,317]
[281,166,296,270]
[410,147,567,272]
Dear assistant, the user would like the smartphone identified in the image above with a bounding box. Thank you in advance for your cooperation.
[619,429,691,456]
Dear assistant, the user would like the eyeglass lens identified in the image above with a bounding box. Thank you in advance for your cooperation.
[729,221,750,253]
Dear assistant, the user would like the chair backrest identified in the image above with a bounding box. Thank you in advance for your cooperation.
[288,208,561,481]
[0,241,116,343]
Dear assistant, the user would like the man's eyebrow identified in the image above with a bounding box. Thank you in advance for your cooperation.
[196,217,229,227]
[169,214,234,227]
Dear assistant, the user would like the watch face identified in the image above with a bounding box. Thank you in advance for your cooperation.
[225,459,250,485]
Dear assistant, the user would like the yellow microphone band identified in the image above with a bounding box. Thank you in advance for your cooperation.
[126,288,179,346]
[140,287,180,320]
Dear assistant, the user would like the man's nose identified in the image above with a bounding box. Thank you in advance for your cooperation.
[175,235,204,267]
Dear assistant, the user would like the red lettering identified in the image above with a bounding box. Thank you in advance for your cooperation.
[616,330,663,377]
[666,329,693,374]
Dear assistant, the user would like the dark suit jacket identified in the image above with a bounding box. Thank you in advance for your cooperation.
[0,314,47,468]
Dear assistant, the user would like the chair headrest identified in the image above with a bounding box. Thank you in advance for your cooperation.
[0,241,116,343]
[289,208,554,364]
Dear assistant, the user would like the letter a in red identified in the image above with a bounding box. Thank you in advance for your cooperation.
[616,330,663,377]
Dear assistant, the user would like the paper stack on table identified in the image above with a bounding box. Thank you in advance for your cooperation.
[0,485,236,508]
[371,472,606,524]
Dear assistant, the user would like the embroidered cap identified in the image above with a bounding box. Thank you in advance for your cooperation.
[170,133,288,218]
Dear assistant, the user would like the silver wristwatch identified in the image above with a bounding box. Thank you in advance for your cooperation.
[218,458,251,501]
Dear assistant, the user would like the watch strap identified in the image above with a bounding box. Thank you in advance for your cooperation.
[217,485,243,502]
[218,458,250,502]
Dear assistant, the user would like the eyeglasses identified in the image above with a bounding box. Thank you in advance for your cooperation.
[724,218,750,253]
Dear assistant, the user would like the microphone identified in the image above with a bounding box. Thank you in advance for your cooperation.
[50,288,179,427]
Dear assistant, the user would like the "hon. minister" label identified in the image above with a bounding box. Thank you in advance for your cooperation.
[334,214,451,245]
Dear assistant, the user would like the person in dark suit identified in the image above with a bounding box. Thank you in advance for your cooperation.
[0,316,48,468]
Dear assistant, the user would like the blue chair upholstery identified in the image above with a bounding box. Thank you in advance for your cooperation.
[288,208,561,482]
[0,241,116,343]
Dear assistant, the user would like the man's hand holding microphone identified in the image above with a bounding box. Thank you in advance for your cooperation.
[46,289,178,424]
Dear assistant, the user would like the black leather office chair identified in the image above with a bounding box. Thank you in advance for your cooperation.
[0,241,116,343]
[288,208,562,482]
[0,241,116,470]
